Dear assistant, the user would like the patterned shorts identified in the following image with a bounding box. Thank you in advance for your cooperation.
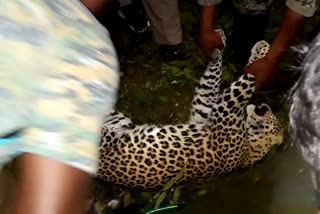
[0,0,119,174]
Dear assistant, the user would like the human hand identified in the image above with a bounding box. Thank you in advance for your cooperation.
[196,29,224,59]
[81,0,106,16]
[243,57,279,90]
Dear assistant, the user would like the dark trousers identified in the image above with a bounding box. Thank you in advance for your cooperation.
[232,9,271,68]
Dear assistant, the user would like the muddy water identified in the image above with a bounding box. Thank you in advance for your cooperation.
[177,145,316,214]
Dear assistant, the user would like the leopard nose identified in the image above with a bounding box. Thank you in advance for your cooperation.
[254,104,268,116]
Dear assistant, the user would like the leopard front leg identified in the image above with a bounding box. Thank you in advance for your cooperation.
[101,111,134,133]
[247,40,270,65]
[189,29,226,123]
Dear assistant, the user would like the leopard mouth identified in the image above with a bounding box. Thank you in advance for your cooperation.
[254,104,269,116]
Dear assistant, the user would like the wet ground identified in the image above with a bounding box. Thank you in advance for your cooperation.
[1,1,320,213]
[177,145,316,214]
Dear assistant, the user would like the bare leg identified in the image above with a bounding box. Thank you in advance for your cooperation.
[10,153,90,214]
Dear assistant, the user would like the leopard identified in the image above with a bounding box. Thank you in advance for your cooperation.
[97,30,283,190]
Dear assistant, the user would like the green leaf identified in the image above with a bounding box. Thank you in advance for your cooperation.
[171,66,180,74]
[162,166,186,192]
[163,179,175,191]
[195,56,204,64]
[222,70,234,84]
[172,186,181,204]
[94,201,106,214]
[159,96,169,103]
[192,77,199,83]
[229,64,238,73]
[183,67,192,74]
[175,167,186,181]
[154,191,167,209]
[174,70,184,77]
[169,60,187,67]
[145,81,152,88]
[161,63,171,71]
[185,73,193,79]
[135,89,151,104]
[153,192,160,199]
[197,189,207,196]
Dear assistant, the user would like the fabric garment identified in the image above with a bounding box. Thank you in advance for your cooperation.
[232,8,271,67]
[199,0,318,17]
[0,0,119,174]
[143,0,318,46]
[142,0,182,45]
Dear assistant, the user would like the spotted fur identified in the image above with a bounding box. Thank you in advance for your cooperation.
[189,29,226,123]
[98,31,283,189]
[247,40,270,65]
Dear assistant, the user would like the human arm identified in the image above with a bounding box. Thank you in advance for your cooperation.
[81,0,108,16]
[266,8,305,63]
[197,0,224,59]
[244,0,319,89]
[244,7,305,89]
